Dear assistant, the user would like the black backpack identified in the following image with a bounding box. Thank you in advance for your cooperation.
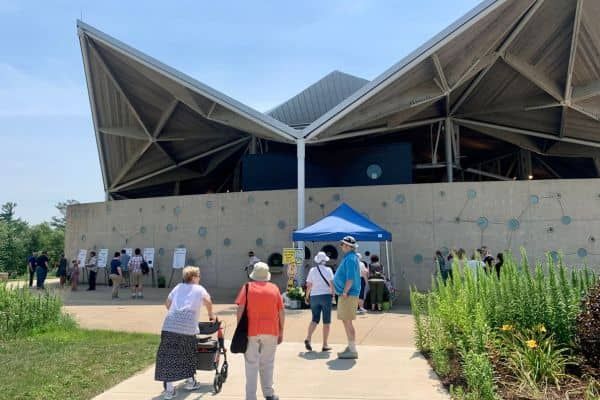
[140,258,150,275]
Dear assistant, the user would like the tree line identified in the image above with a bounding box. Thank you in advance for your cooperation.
[0,200,78,274]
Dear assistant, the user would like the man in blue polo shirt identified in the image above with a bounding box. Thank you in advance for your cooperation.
[333,236,361,359]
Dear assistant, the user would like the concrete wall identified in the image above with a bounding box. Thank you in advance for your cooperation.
[66,179,600,303]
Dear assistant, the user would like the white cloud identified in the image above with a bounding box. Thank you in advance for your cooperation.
[0,63,89,117]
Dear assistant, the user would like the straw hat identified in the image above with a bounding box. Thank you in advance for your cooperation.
[249,262,271,282]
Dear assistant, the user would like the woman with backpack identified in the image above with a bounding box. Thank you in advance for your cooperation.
[303,251,334,352]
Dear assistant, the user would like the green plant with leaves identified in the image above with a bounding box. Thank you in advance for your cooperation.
[496,325,574,395]
[576,281,600,368]
[461,349,497,400]
[286,286,305,301]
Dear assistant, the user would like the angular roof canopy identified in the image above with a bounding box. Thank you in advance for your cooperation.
[79,0,600,199]
[267,71,368,129]
[303,0,600,158]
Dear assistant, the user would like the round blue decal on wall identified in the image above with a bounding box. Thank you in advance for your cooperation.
[550,251,559,263]
[530,195,539,205]
[277,220,286,230]
[395,194,406,204]
[477,217,489,230]
[507,218,520,231]
[224,238,231,247]
[413,254,424,264]
[166,224,174,233]
[561,215,572,225]
[197,227,208,237]
[173,206,182,216]
[467,189,477,199]
[205,249,212,257]
[158,248,165,256]
[578,248,588,258]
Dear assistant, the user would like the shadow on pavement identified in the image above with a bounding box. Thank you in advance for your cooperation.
[326,359,357,370]
[298,351,332,360]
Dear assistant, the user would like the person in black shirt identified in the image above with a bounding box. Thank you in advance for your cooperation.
[27,252,37,288]
[495,253,504,279]
[36,251,49,289]
[109,252,123,299]
[57,254,68,288]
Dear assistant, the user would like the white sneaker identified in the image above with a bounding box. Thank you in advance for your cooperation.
[357,308,366,314]
[162,389,176,399]
[184,378,202,391]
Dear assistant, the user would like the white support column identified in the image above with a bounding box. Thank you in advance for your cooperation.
[296,139,306,285]
[445,118,454,182]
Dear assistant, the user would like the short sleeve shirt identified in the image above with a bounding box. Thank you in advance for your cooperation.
[36,255,49,269]
[110,259,121,275]
[162,283,210,335]
[128,255,143,273]
[235,282,283,337]
[333,252,361,296]
[306,265,334,296]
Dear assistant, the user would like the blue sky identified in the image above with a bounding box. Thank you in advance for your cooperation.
[0,0,481,223]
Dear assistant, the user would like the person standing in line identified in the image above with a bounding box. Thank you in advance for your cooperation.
[27,252,37,288]
[128,248,144,299]
[356,252,369,314]
[36,251,49,290]
[57,254,68,288]
[435,250,448,283]
[245,250,260,278]
[120,249,131,288]
[368,255,386,312]
[86,251,98,291]
[109,252,123,299]
[482,248,495,274]
[235,262,284,400]
[333,236,361,359]
[155,266,214,399]
[70,259,80,291]
[495,253,504,278]
[304,251,334,352]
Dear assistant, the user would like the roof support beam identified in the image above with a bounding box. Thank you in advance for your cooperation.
[112,136,251,191]
[455,96,561,117]
[98,127,148,140]
[153,99,178,138]
[207,102,217,119]
[534,156,562,179]
[109,141,153,189]
[450,58,497,115]
[464,167,512,181]
[497,0,545,54]
[308,117,445,144]
[565,0,584,103]
[572,80,600,102]
[559,106,568,138]
[570,103,600,121]
[431,54,449,92]
[87,39,153,139]
[501,52,564,101]
[79,35,109,193]
[454,117,600,149]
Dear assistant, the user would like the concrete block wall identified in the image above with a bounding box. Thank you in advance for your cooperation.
[66,179,600,304]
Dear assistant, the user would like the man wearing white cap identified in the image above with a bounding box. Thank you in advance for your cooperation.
[235,262,284,400]
[333,236,361,359]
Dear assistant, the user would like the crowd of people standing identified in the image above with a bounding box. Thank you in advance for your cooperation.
[435,246,505,282]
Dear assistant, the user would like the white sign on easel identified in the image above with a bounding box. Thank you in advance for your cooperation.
[143,248,155,268]
[77,249,87,269]
[97,249,109,268]
[172,248,187,269]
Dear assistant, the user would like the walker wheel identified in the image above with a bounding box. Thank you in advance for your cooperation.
[213,374,223,393]
[221,362,229,381]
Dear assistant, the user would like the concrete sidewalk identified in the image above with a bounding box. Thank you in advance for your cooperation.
[92,343,448,400]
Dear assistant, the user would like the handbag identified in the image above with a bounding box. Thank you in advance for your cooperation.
[230,283,250,354]
[140,257,149,275]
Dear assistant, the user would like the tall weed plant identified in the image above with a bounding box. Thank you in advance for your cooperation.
[0,283,67,339]
[410,250,597,398]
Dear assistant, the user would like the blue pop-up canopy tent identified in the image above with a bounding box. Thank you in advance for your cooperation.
[292,203,393,278]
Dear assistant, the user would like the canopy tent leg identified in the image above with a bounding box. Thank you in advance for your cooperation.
[296,139,306,285]
[385,241,391,279]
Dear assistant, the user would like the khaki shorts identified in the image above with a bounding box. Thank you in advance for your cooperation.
[131,271,144,287]
[337,296,359,321]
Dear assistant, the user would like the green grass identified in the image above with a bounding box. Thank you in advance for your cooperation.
[0,327,160,400]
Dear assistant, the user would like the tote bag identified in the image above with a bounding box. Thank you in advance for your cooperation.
[230,283,250,353]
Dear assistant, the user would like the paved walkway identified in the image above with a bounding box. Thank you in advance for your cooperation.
[56,284,447,399]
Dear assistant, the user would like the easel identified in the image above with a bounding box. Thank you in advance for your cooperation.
[167,268,182,288]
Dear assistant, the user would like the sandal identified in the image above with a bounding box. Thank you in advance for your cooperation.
[304,340,312,351]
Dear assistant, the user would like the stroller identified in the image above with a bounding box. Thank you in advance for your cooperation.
[194,319,229,393]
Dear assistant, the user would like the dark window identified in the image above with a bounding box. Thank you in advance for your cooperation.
[268,253,283,267]
[321,245,338,260]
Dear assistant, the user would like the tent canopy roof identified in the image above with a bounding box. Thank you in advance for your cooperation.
[292,203,392,242]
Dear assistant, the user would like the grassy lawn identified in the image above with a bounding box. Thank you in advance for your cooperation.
[0,327,160,400]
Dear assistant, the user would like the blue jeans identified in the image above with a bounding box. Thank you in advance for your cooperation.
[36,267,47,289]
[310,294,332,324]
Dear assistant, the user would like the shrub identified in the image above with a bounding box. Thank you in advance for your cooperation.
[157,275,166,288]
[461,349,496,400]
[0,283,66,338]
[576,282,600,368]
[497,326,573,394]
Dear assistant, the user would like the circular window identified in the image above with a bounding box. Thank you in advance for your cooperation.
[268,253,283,267]
[321,245,338,260]
[366,164,383,180]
